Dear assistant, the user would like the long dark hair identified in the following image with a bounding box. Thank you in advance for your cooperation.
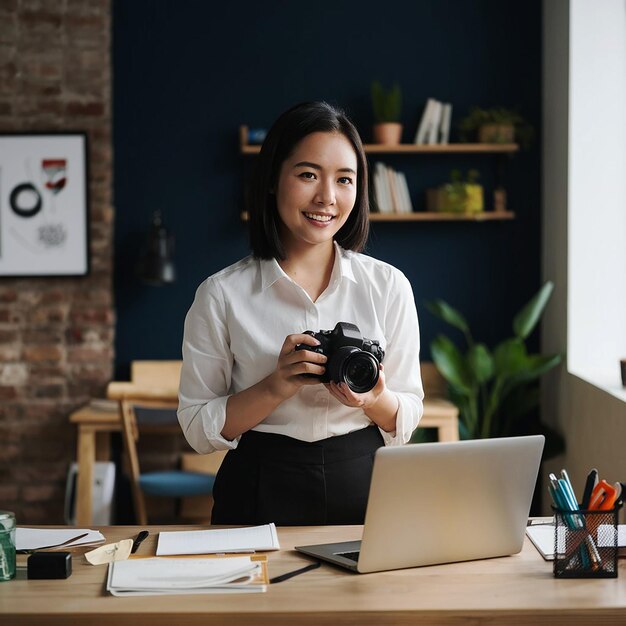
[248,101,370,260]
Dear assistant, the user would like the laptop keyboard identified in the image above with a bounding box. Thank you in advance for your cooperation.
[335,550,360,562]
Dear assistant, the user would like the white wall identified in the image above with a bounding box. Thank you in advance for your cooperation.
[568,0,626,388]
[542,0,626,507]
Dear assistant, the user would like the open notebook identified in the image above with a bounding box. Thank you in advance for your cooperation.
[107,555,268,596]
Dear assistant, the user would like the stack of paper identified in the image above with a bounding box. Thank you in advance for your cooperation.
[107,556,268,596]
[156,523,280,556]
[16,528,105,551]
[526,523,626,560]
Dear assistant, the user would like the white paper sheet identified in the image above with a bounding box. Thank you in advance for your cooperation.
[107,556,266,596]
[16,528,105,551]
[156,523,279,556]
[526,523,626,560]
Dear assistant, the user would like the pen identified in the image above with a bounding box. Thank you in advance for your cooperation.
[131,530,149,554]
[581,468,598,509]
[550,473,592,569]
[269,561,320,584]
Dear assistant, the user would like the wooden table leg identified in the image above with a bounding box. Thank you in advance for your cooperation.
[95,431,111,462]
[438,419,460,442]
[76,425,96,526]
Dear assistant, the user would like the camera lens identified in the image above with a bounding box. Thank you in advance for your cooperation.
[343,351,379,393]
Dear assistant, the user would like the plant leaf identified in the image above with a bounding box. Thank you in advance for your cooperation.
[430,335,472,394]
[426,300,471,338]
[500,385,541,422]
[506,353,562,387]
[466,343,494,384]
[458,420,472,440]
[492,338,527,376]
[447,384,475,438]
[513,281,554,339]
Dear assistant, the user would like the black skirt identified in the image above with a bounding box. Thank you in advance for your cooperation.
[211,425,384,526]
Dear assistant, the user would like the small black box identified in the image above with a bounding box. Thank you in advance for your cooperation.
[27,552,72,579]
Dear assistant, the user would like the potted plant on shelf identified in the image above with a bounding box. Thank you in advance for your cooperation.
[458,106,533,148]
[426,169,484,214]
[426,281,564,458]
[371,81,403,144]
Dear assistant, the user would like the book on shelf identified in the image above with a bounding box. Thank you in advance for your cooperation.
[373,162,391,213]
[414,98,437,144]
[414,98,452,145]
[426,101,443,145]
[440,103,452,144]
[396,172,413,213]
[371,162,414,214]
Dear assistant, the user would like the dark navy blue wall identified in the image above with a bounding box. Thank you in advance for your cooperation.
[112,0,542,378]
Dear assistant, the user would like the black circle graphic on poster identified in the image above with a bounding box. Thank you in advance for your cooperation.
[9,182,42,217]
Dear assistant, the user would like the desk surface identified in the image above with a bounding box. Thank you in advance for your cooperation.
[2,525,626,625]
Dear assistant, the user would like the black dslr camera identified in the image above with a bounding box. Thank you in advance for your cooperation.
[295,322,385,393]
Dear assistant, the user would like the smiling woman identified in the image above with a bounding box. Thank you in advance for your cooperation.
[275,132,359,300]
[177,102,424,527]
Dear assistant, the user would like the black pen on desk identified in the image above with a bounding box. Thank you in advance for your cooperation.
[131,530,149,554]
[270,561,321,584]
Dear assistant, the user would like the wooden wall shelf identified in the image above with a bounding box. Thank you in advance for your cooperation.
[369,211,515,221]
[239,126,519,155]
[241,143,519,155]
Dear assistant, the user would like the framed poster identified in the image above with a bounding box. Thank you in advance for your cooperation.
[0,132,89,277]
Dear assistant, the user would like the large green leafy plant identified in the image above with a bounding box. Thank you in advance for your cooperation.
[427,282,563,455]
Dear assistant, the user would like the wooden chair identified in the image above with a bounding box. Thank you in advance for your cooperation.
[131,360,182,390]
[179,450,228,521]
[119,397,217,525]
[110,360,217,525]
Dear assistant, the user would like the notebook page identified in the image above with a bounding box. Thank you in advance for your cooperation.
[16,528,105,551]
[156,523,279,556]
[107,556,267,596]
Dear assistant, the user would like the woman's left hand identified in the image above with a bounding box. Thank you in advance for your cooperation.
[326,364,386,409]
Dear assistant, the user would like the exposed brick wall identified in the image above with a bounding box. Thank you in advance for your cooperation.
[0,0,114,523]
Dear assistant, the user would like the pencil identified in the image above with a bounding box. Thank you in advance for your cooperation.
[270,561,321,584]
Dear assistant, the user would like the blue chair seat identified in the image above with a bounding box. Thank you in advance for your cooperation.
[139,471,216,497]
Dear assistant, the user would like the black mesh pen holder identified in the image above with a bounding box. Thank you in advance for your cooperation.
[552,504,621,578]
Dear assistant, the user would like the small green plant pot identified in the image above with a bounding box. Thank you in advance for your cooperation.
[478,123,515,144]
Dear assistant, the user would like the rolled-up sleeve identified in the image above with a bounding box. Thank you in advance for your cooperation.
[178,278,239,453]
[378,270,424,446]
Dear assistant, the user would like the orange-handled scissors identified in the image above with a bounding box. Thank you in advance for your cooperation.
[588,480,619,510]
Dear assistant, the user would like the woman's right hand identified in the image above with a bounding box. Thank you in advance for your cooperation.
[265,333,327,401]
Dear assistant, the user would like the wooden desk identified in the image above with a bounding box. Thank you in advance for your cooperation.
[2,525,625,625]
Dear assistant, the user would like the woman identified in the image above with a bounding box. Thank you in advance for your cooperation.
[178,101,423,525]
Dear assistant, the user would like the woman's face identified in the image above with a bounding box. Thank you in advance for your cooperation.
[275,131,358,254]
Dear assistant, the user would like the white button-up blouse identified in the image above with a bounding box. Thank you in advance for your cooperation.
[178,243,424,453]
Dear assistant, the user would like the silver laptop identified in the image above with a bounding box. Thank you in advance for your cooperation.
[296,435,544,573]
